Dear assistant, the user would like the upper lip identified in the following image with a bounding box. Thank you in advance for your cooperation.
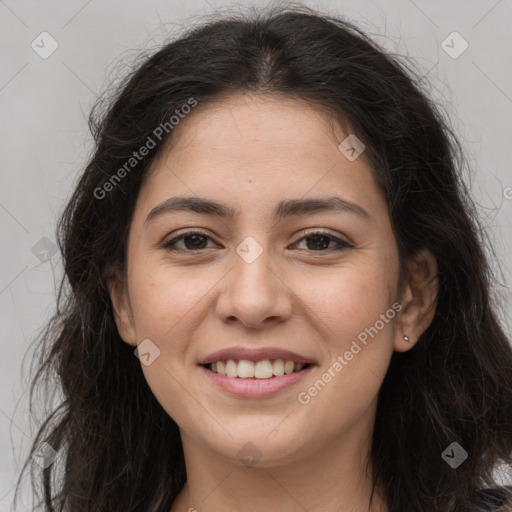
[198,347,317,365]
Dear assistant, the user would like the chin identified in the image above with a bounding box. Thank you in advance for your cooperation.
[201,425,315,468]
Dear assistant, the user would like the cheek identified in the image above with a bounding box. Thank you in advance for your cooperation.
[129,263,214,338]
[300,262,397,346]
[294,264,398,423]
[127,266,213,426]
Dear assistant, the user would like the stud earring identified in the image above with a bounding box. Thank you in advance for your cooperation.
[404,336,410,342]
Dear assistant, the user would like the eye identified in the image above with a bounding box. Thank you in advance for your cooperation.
[162,230,216,251]
[162,229,353,253]
[291,229,353,252]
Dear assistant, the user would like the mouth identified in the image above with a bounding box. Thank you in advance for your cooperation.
[199,356,316,398]
[197,347,317,397]
[202,359,313,379]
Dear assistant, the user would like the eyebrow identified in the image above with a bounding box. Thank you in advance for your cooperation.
[144,195,371,226]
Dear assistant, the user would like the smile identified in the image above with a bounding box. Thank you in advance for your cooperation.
[205,358,310,379]
[200,359,315,398]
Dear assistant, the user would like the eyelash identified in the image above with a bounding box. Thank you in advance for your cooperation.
[162,229,353,253]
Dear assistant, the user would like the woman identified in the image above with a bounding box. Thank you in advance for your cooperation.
[15,4,512,511]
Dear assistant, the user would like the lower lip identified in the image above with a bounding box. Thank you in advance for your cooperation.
[200,365,314,398]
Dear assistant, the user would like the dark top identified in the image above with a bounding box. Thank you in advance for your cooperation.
[474,486,511,511]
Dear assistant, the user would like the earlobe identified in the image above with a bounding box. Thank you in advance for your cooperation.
[394,249,439,352]
[105,265,138,347]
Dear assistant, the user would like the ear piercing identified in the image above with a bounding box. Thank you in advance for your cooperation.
[404,336,410,342]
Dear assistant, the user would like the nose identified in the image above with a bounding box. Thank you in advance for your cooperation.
[215,247,293,329]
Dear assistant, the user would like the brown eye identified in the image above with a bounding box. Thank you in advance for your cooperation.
[163,231,215,251]
[162,229,353,253]
[291,230,353,252]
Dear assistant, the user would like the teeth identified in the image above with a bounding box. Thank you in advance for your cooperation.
[273,358,284,376]
[254,359,273,378]
[208,358,309,379]
[237,359,255,378]
[284,360,294,374]
[225,359,238,378]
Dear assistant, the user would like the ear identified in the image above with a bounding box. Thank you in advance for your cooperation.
[105,265,138,347]
[394,249,439,352]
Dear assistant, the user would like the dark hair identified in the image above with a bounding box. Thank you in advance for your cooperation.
[14,3,512,511]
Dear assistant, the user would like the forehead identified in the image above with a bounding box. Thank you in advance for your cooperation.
[161,93,343,160]
[136,93,385,224]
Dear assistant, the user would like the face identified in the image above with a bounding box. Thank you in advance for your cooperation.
[109,93,436,467]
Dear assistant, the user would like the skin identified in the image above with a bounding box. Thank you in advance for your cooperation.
[108,93,439,512]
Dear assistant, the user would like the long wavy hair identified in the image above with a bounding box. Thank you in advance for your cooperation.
[14,4,512,511]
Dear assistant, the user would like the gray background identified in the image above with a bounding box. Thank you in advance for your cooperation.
[1,0,511,509]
